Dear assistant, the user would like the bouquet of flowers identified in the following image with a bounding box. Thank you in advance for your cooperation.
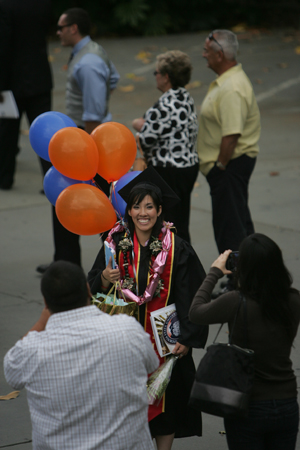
[147,355,178,405]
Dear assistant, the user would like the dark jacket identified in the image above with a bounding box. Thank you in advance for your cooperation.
[0,0,53,97]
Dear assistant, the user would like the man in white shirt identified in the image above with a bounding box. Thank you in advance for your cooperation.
[4,261,158,450]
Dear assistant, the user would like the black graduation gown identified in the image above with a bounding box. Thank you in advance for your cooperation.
[88,231,208,438]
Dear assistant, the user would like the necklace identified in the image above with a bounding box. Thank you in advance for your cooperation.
[107,221,173,305]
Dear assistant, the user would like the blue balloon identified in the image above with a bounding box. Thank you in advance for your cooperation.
[111,171,142,219]
[29,112,77,162]
[43,167,83,206]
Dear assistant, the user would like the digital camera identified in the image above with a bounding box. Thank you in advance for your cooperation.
[225,251,239,272]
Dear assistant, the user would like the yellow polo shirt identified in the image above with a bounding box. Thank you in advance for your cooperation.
[198,63,260,176]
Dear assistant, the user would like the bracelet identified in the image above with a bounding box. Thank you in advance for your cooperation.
[101,271,108,281]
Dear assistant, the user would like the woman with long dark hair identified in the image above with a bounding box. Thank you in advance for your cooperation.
[189,233,300,450]
[88,167,208,450]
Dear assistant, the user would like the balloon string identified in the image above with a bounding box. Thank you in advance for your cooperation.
[92,176,112,242]
[92,177,105,192]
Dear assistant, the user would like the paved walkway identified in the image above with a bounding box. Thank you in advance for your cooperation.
[0,29,300,449]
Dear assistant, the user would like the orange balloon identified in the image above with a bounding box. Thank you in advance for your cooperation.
[56,184,117,235]
[49,127,99,181]
[91,122,137,183]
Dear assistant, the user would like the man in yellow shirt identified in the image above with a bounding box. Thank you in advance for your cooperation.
[198,30,260,291]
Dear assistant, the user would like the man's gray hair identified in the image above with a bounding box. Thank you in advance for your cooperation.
[212,29,239,61]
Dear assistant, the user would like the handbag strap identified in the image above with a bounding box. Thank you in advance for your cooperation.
[241,293,249,348]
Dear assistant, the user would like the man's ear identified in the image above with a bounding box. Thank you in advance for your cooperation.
[217,50,224,62]
[71,23,79,35]
[43,298,52,314]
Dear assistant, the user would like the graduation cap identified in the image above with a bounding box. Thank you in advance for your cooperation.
[118,166,180,208]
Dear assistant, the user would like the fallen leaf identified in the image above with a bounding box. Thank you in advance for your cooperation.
[262,67,270,73]
[118,85,135,93]
[0,391,20,400]
[135,51,152,63]
[269,171,280,176]
[20,129,29,136]
[277,62,288,68]
[255,78,263,84]
[185,80,202,89]
[194,181,200,188]
[295,46,300,55]
[231,23,247,32]
[62,64,68,71]
[125,73,145,82]
[48,55,54,63]
[53,47,62,54]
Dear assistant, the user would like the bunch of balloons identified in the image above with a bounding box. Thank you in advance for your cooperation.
[29,112,137,235]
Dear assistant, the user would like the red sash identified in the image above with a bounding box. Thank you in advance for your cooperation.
[118,231,175,421]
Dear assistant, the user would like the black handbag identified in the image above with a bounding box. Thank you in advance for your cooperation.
[189,294,255,418]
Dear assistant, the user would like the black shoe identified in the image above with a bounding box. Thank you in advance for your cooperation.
[36,263,51,274]
[0,182,13,190]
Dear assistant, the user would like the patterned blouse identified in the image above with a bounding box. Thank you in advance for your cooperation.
[139,87,199,168]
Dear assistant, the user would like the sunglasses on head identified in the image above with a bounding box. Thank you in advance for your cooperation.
[208,32,224,53]
[57,23,73,31]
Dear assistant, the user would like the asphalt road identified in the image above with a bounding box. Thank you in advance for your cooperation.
[0,29,300,449]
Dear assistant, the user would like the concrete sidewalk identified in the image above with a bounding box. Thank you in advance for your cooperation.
[0,29,300,449]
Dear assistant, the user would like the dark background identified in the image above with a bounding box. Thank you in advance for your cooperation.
[51,0,300,37]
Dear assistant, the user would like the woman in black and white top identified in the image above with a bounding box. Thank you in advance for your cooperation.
[132,51,199,243]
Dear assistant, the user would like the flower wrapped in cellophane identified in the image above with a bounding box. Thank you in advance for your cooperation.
[147,355,178,405]
[91,281,137,319]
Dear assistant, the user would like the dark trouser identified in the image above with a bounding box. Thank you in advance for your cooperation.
[0,92,51,188]
[153,163,199,244]
[224,398,299,450]
[206,155,256,254]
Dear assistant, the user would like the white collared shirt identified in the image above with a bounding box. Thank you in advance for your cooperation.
[4,305,158,450]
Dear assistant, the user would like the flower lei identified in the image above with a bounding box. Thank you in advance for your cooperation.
[107,221,173,305]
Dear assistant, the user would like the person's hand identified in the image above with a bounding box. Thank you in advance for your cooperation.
[132,117,145,131]
[172,342,189,358]
[102,257,120,284]
[133,157,147,171]
[211,250,232,275]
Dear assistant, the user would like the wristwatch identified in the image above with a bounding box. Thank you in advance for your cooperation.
[216,161,226,170]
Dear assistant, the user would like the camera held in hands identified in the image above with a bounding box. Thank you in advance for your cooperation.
[225,251,239,272]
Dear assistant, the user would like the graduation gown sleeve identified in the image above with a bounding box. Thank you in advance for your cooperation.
[88,244,108,293]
